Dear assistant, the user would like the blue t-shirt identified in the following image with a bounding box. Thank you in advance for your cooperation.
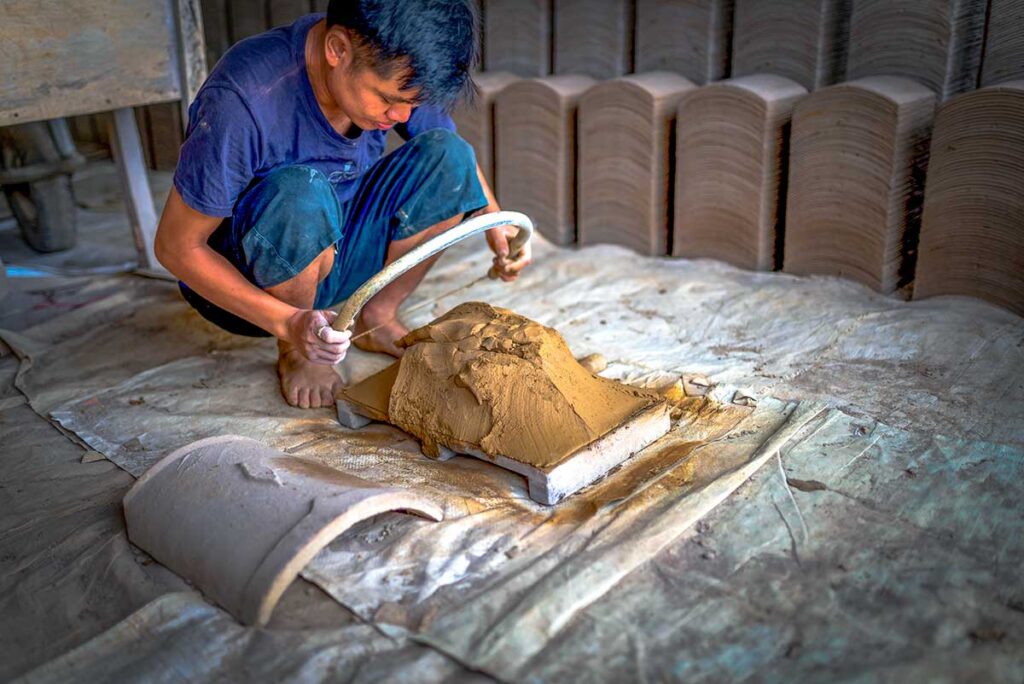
[173,13,456,218]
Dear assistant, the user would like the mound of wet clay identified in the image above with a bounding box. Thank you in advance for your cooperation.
[387,302,661,467]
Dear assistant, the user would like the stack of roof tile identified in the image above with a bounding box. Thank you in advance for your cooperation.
[483,0,551,77]
[784,77,936,292]
[451,72,520,189]
[731,0,850,90]
[578,72,695,255]
[673,75,807,271]
[846,0,987,99]
[495,75,595,245]
[914,81,1024,315]
[552,0,631,79]
[634,0,733,84]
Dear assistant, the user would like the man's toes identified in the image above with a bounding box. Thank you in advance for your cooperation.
[297,388,311,409]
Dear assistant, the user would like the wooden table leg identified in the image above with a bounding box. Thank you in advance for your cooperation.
[107,107,165,275]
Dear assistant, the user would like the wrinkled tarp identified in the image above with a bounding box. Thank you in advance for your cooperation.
[12,408,1023,683]
[28,269,829,680]
[13,593,475,684]
[515,410,1024,682]
[3,231,1023,682]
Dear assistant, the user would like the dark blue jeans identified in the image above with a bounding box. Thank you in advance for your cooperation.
[180,129,487,336]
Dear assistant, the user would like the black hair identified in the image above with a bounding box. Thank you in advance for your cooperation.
[326,0,480,110]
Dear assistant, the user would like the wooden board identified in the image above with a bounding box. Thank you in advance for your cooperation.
[0,0,198,126]
[339,362,398,424]
[143,103,185,171]
[268,0,310,27]
[0,257,8,304]
[229,0,269,41]
[108,109,162,273]
[200,0,232,68]
[337,362,672,506]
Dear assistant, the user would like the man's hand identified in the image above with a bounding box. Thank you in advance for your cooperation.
[474,159,532,282]
[283,309,352,365]
[485,220,533,282]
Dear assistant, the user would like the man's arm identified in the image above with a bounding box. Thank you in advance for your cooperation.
[478,162,532,282]
[400,105,530,280]
[155,189,349,363]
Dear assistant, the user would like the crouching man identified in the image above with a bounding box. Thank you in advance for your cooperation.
[155,0,530,408]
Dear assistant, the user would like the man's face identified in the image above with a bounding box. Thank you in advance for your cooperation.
[324,31,421,132]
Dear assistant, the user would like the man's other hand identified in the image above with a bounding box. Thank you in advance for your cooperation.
[485,220,532,282]
[284,309,352,365]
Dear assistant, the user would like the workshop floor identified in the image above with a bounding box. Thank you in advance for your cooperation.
[1,162,1021,683]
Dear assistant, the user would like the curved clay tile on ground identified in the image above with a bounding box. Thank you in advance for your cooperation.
[123,435,443,626]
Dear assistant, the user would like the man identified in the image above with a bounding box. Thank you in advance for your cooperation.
[155,0,530,409]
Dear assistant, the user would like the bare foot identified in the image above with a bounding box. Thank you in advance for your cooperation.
[277,341,342,409]
[352,310,409,358]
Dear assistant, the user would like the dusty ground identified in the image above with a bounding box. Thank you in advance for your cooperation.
[1,163,1021,683]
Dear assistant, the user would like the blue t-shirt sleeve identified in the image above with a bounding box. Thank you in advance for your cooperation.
[173,86,262,217]
[396,104,457,141]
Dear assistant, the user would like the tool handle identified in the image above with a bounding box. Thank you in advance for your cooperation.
[332,211,534,333]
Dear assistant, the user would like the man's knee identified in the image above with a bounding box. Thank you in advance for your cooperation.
[258,165,336,206]
[404,129,475,170]
[235,165,342,289]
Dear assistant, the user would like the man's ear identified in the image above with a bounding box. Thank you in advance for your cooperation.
[324,27,354,69]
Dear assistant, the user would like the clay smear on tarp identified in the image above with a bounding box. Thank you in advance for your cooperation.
[345,302,661,469]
